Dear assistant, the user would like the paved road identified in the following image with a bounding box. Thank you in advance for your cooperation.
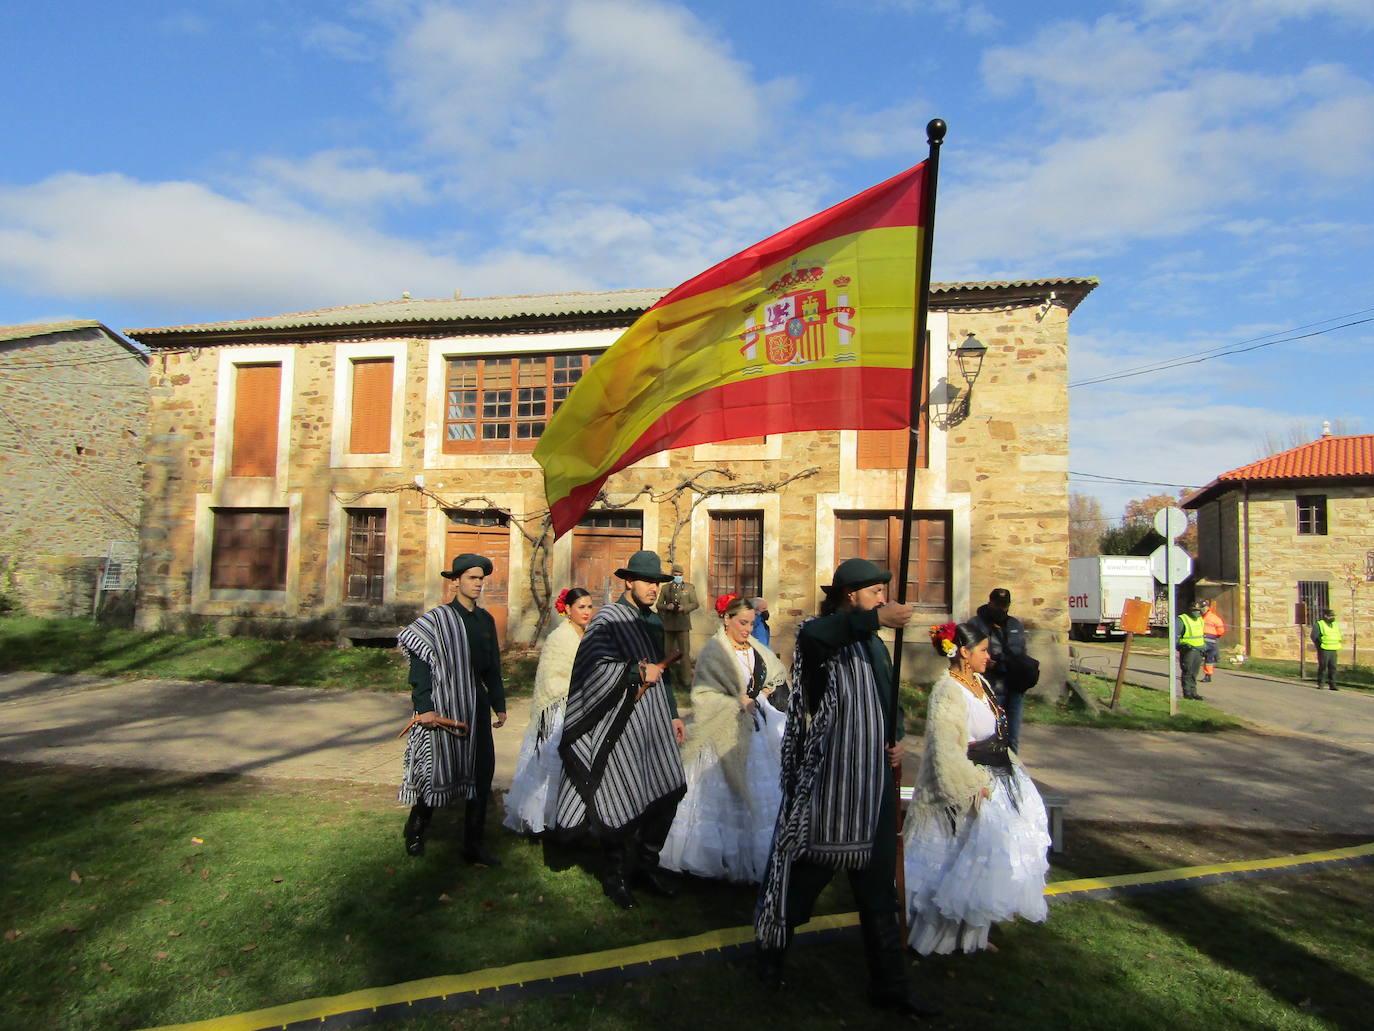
[1073,642,1374,756]
[2,668,1371,835]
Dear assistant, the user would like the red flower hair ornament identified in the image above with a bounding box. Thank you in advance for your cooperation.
[714,593,739,616]
[555,588,571,614]
[929,622,958,658]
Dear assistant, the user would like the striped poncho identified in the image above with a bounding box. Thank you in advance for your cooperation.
[555,599,685,838]
[755,615,888,947]
[396,604,480,806]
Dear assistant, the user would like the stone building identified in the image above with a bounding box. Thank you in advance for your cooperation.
[1185,430,1374,661]
[126,278,1094,684]
[0,320,148,617]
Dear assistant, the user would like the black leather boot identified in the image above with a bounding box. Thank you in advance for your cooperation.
[403,803,432,857]
[600,844,638,909]
[634,805,679,897]
[462,794,501,867]
[860,911,942,1020]
[754,934,790,991]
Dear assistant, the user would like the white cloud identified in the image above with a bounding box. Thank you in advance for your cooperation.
[870,0,1002,34]
[248,150,430,209]
[303,20,375,62]
[0,173,467,311]
[387,0,790,191]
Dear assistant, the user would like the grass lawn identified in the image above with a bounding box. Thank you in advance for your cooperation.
[2,762,1369,1031]
[1084,634,1374,693]
[0,617,540,698]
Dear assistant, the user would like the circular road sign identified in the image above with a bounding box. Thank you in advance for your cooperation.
[1154,506,1189,541]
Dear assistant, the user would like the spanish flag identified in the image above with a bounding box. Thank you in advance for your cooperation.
[536,162,930,538]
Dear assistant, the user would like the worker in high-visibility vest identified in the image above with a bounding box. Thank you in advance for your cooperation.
[1177,601,1207,700]
[1201,600,1227,682]
[1310,607,1342,691]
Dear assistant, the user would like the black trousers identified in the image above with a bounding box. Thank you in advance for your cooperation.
[602,793,680,872]
[1178,646,1204,698]
[1317,650,1338,689]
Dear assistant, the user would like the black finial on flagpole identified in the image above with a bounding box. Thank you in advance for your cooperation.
[927,118,947,144]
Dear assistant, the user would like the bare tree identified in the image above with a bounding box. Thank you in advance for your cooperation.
[1254,418,1359,459]
[1068,491,1107,557]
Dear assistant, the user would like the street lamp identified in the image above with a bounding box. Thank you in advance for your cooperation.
[938,332,988,426]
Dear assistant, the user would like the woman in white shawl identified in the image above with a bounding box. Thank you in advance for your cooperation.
[902,620,1050,954]
[503,587,594,834]
[661,594,787,882]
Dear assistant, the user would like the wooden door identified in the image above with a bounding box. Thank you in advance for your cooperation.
[444,511,511,643]
[571,513,643,607]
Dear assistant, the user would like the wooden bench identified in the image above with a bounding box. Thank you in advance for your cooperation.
[899,785,1068,853]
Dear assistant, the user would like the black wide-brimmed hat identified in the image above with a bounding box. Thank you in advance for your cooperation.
[614,550,673,583]
[821,557,891,596]
[440,553,493,579]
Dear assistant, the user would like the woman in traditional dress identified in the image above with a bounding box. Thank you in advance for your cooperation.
[661,594,787,882]
[902,620,1051,954]
[502,587,594,835]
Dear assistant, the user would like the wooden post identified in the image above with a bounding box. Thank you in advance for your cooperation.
[1111,633,1132,710]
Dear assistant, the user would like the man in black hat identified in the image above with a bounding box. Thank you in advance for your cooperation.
[556,549,686,909]
[971,588,1037,753]
[755,557,939,1019]
[397,553,508,864]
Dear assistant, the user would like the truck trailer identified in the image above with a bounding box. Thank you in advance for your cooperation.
[1068,555,1157,640]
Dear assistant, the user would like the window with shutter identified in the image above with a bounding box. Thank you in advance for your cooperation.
[348,358,394,455]
[345,509,386,602]
[230,363,281,476]
[709,512,763,601]
[210,508,288,590]
[835,510,951,609]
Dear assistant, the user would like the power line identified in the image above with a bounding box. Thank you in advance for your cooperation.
[1069,307,1374,388]
[1070,470,1201,489]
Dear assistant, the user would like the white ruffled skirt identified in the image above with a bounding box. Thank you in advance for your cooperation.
[502,701,566,835]
[903,765,1051,954]
[661,694,785,883]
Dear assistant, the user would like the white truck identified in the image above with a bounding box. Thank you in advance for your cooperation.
[1068,556,1157,640]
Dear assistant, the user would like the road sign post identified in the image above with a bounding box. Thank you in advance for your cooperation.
[1152,507,1193,717]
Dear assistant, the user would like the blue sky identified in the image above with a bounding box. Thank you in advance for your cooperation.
[2,0,1371,518]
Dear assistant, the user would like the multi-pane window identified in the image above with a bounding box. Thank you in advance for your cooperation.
[444,353,594,453]
[709,512,763,601]
[210,508,288,591]
[835,511,951,609]
[1298,580,1329,621]
[1296,495,1327,535]
[345,509,386,603]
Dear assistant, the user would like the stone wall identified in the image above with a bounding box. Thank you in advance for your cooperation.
[136,289,1078,692]
[0,327,147,617]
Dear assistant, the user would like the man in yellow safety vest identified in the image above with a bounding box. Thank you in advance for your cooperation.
[1177,601,1206,700]
[1310,607,1341,691]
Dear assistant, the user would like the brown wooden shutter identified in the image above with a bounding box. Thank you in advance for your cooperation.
[231,363,281,476]
[856,428,908,469]
[349,358,393,454]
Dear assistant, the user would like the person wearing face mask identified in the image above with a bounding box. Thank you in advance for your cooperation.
[749,596,772,648]
[661,594,788,883]
[504,587,596,835]
[901,621,1050,955]
[656,563,699,688]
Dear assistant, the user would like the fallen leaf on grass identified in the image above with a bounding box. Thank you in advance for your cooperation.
[217,968,231,978]
[99,963,113,972]
[438,893,453,903]
[4,930,21,941]
[271,876,283,883]
[155,951,170,961]
[60,925,82,934]
[201,869,210,881]
[69,871,82,885]
[481,901,495,911]
[384,865,396,876]
[167,931,182,937]
[155,899,169,906]
[191,837,204,844]
[240,943,258,953]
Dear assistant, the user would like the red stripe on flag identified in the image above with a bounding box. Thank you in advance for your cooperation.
[548,365,912,536]
[648,162,927,311]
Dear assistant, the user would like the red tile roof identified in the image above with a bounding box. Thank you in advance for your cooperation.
[1184,434,1374,506]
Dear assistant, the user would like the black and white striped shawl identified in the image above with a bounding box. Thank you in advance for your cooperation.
[755,616,886,948]
[396,604,480,806]
[555,600,685,838]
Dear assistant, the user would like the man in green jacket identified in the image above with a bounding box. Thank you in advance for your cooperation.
[1312,607,1342,691]
[1177,601,1206,701]
[398,554,509,863]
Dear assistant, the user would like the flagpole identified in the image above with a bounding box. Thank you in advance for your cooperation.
[889,118,944,946]
[890,118,945,709]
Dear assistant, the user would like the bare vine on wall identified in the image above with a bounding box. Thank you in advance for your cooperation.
[332,464,820,640]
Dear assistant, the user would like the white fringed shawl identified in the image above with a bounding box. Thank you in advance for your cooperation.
[902,670,1000,836]
[529,618,582,726]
